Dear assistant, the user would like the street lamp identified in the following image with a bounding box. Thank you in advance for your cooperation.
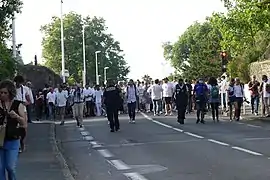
[60,0,66,83]
[95,51,101,85]
[104,67,109,84]
[82,24,89,87]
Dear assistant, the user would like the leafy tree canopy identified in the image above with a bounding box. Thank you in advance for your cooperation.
[41,12,129,84]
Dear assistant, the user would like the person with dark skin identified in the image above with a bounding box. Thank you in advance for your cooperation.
[103,79,122,132]
[174,79,189,124]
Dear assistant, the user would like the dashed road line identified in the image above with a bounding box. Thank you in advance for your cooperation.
[172,127,183,132]
[184,132,204,139]
[246,124,261,128]
[231,146,263,156]
[208,139,229,146]
[84,136,94,141]
[97,149,114,158]
[123,172,148,180]
[81,131,89,136]
[90,141,98,145]
[108,160,131,170]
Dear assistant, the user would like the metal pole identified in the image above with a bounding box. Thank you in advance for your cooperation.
[95,52,99,85]
[82,26,86,87]
[12,17,16,58]
[104,68,107,83]
[60,0,66,83]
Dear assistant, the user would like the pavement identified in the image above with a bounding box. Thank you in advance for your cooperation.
[16,110,270,180]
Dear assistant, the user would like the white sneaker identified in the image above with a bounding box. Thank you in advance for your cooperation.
[132,120,136,123]
[170,112,173,116]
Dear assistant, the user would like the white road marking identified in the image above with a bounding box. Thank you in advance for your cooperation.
[172,128,183,132]
[208,139,229,146]
[97,149,114,158]
[184,132,204,139]
[232,146,263,156]
[92,144,103,148]
[79,127,85,131]
[123,172,148,180]
[81,131,89,136]
[90,141,98,145]
[237,122,244,125]
[108,160,131,170]
[243,137,270,141]
[153,121,173,128]
[84,136,94,141]
[246,124,261,128]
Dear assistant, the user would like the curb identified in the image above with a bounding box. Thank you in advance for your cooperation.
[50,123,76,180]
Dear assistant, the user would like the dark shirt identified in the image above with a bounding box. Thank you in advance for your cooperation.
[103,85,121,108]
[248,80,260,96]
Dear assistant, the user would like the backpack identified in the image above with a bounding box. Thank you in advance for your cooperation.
[196,83,207,96]
[211,85,219,99]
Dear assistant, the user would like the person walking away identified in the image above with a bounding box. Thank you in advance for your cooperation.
[25,82,34,123]
[57,86,68,125]
[0,80,27,180]
[143,83,151,113]
[208,77,220,122]
[103,79,122,132]
[233,78,245,121]
[248,75,260,116]
[174,79,189,124]
[220,76,227,111]
[126,79,138,123]
[162,78,174,116]
[261,75,270,117]
[35,90,44,121]
[94,85,103,116]
[42,84,50,120]
[46,88,56,121]
[137,81,145,111]
[227,78,236,121]
[71,84,85,127]
[194,79,208,124]
[148,79,163,116]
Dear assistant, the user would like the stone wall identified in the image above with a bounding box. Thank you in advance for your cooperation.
[249,60,270,79]
[17,65,62,91]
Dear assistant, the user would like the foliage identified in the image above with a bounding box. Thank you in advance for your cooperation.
[0,0,23,41]
[0,42,16,80]
[141,74,152,84]
[163,21,223,80]
[41,12,129,84]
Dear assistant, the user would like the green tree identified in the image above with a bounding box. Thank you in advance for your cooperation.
[163,21,223,80]
[0,43,16,80]
[41,12,129,84]
[142,74,152,84]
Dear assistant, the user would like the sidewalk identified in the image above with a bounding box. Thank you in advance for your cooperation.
[17,123,72,180]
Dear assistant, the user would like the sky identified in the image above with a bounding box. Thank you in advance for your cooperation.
[15,0,226,80]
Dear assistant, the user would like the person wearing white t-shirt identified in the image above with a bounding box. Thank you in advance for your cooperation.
[233,78,244,121]
[56,86,68,125]
[94,85,103,116]
[162,78,174,116]
[262,75,270,117]
[84,85,94,116]
[46,88,56,120]
[148,79,163,116]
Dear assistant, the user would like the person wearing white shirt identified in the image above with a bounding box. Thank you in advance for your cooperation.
[57,86,68,125]
[84,85,94,116]
[71,84,85,127]
[233,78,244,121]
[162,78,174,116]
[126,79,138,123]
[148,79,163,116]
[46,88,56,120]
[94,85,103,116]
[261,75,270,117]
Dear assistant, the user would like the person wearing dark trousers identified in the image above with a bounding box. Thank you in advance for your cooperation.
[174,79,189,124]
[103,79,122,132]
[208,77,220,122]
[185,79,193,113]
[126,79,138,123]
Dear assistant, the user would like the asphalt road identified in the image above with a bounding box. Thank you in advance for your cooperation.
[55,112,270,180]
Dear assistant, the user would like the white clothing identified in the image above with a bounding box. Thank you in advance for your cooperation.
[234,85,244,98]
[162,82,174,98]
[148,84,163,100]
[56,91,68,107]
[84,88,94,101]
[96,102,102,116]
[94,90,103,103]
[262,79,270,98]
[26,87,34,104]
[47,92,56,104]
[15,85,29,103]
[219,79,228,93]
[126,85,137,103]
[138,85,144,97]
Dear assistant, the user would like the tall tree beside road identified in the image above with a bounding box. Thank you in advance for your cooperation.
[142,74,152,84]
[41,12,129,83]
[163,21,223,80]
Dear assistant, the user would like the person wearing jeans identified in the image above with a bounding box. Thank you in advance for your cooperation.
[148,79,163,116]
[262,75,270,117]
[248,75,260,115]
[126,79,138,123]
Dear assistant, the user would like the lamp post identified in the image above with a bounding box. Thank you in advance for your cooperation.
[95,51,101,85]
[104,67,109,84]
[60,0,66,83]
[82,24,89,87]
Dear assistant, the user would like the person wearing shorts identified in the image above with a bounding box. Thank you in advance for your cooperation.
[162,78,174,116]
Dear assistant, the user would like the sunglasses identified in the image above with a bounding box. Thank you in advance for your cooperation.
[0,91,8,95]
